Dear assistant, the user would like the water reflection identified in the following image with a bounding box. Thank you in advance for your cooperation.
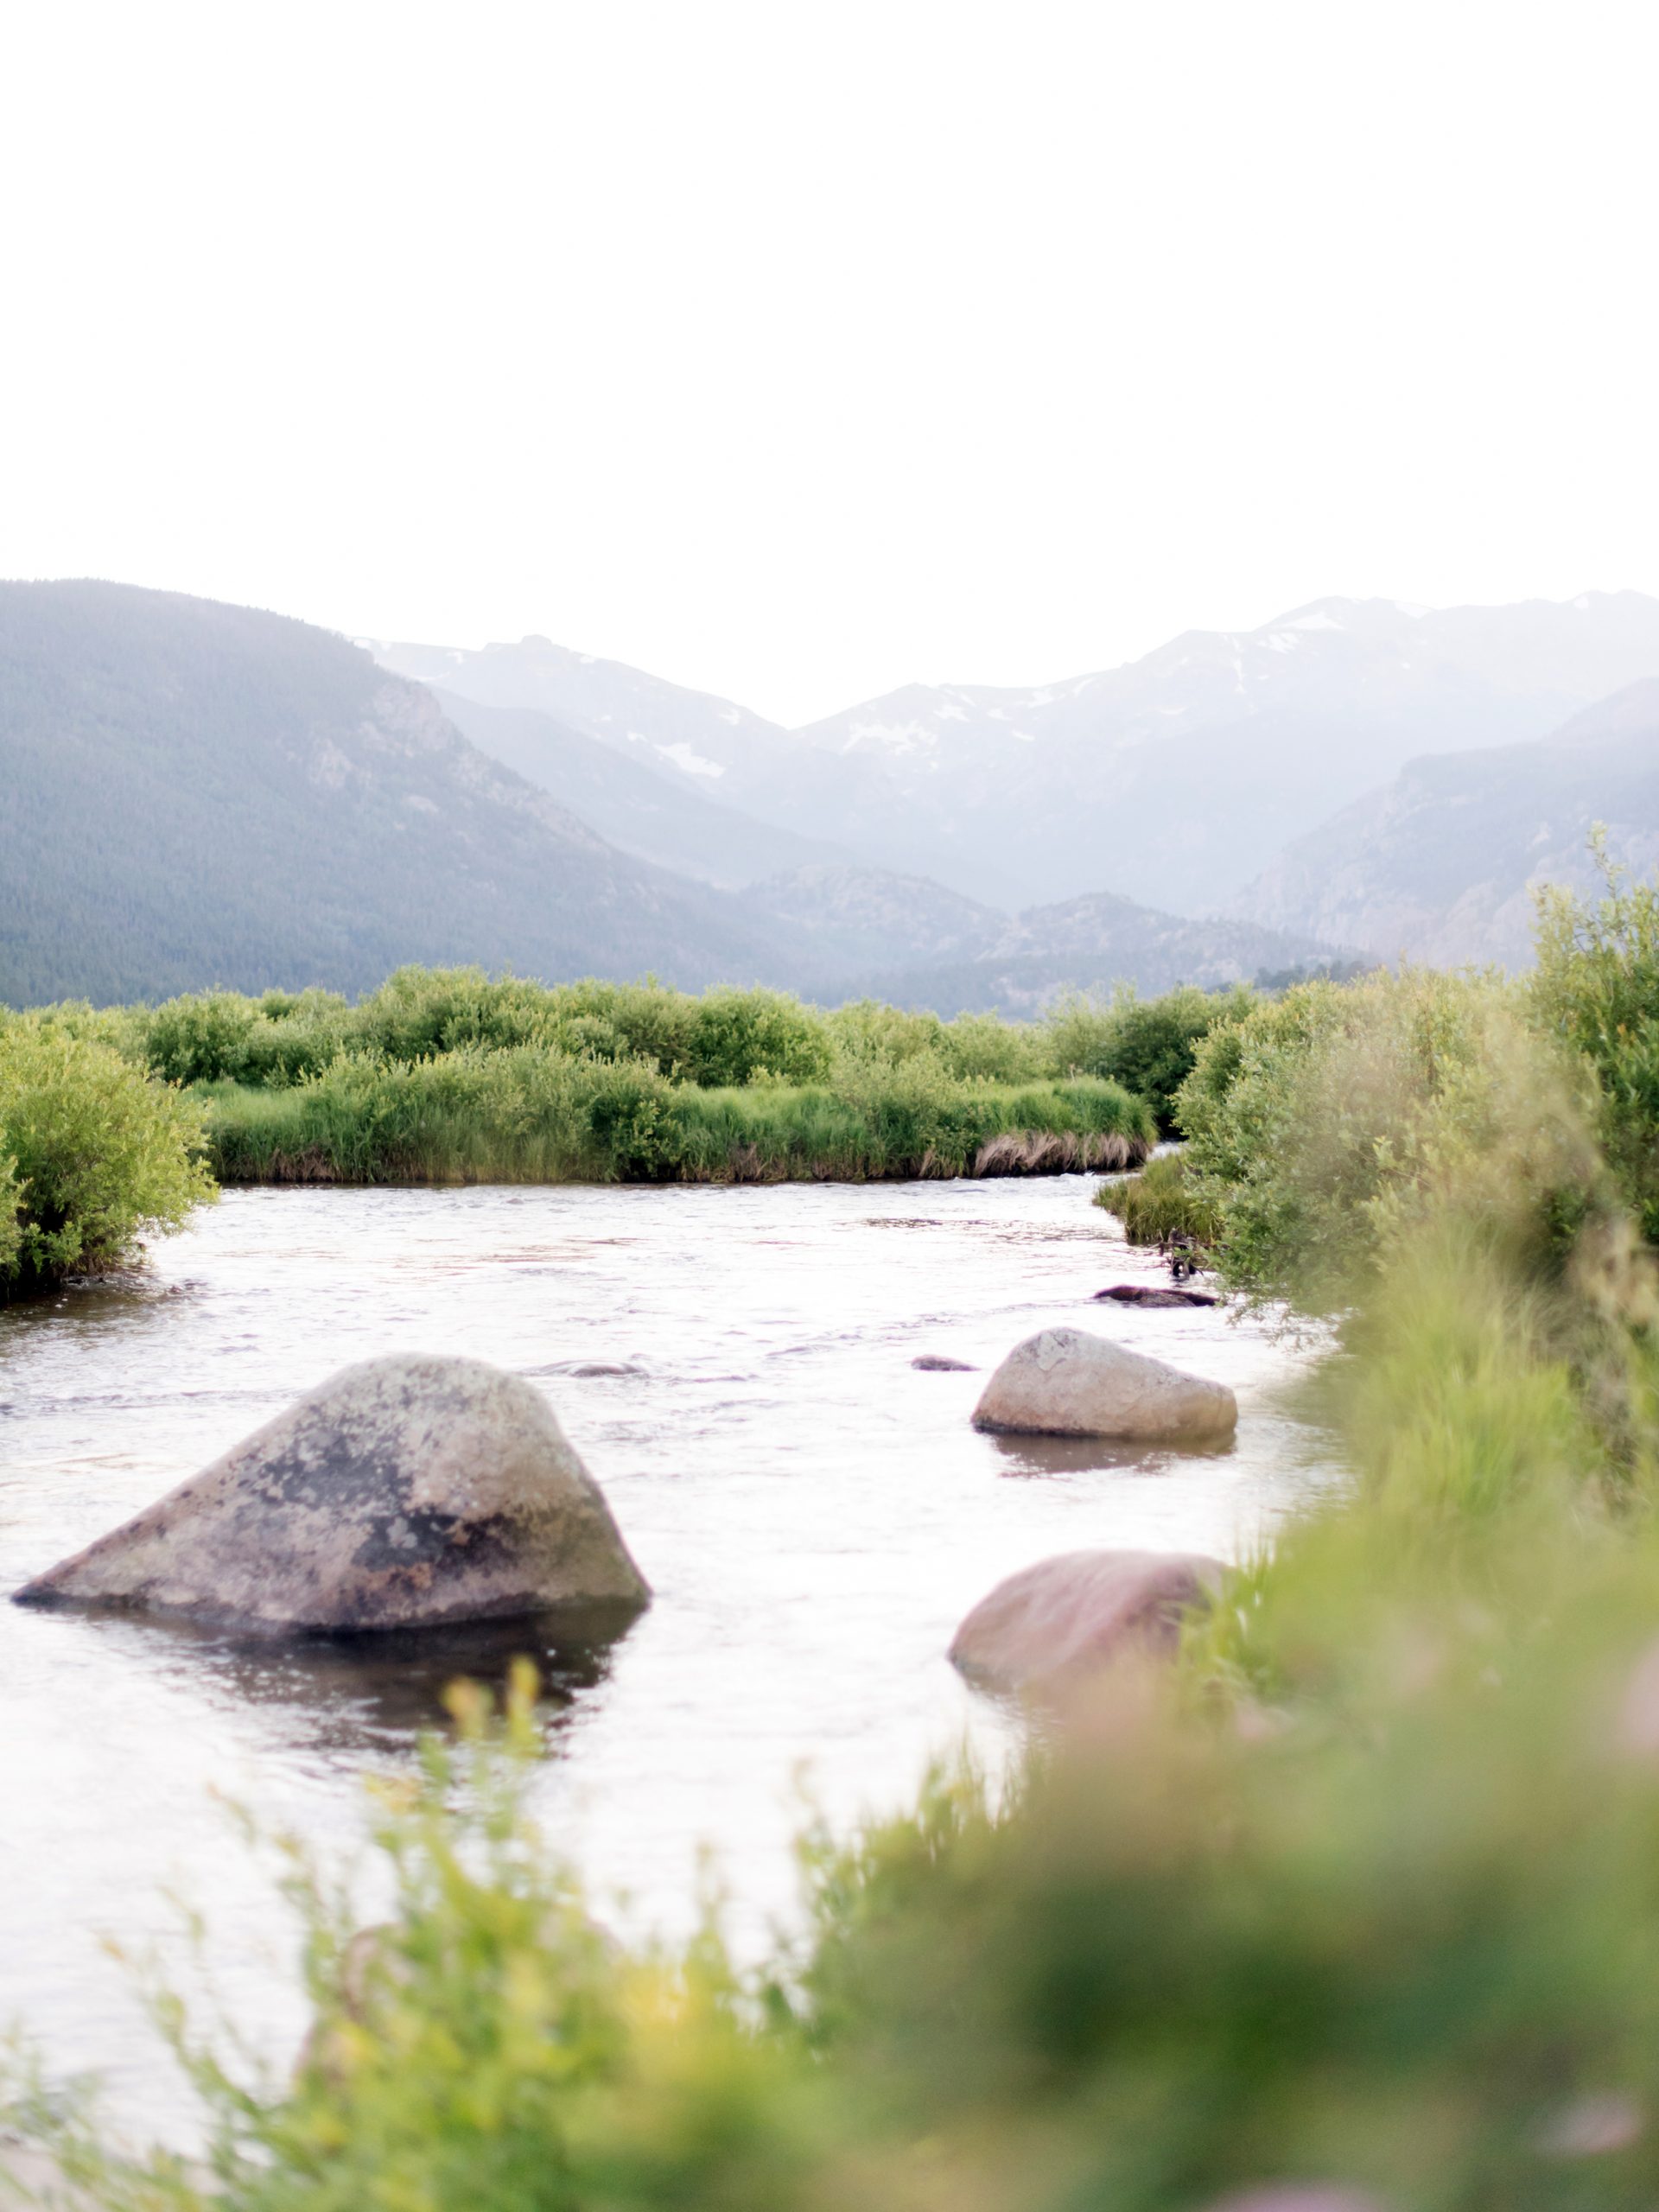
[68,1601,646,1758]
[983,1430,1239,1478]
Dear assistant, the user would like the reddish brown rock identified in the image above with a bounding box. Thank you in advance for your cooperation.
[948,1548,1224,1693]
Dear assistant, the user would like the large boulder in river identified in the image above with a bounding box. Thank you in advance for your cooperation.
[971,1326,1236,1443]
[14,1355,649,1634]
[950,1548,1224,1693]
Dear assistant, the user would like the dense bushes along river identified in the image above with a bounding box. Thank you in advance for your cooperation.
[1,975,1230,1290]
[10,859,1659,2206]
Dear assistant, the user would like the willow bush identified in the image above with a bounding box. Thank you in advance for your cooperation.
[1170,966,1601,1311]
[1533,848,1659,1243]
[0,1016,214,1297]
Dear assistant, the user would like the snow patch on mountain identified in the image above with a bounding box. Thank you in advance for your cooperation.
[655,740,726,779]
[1281,607,1345,632]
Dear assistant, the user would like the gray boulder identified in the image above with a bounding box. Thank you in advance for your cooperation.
[15,1355,649,1634]
[949,1548,1224,1693]
[971,1325,1236,1442]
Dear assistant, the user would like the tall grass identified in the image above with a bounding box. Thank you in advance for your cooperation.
[202,1050,1154,1185]
[1093,1148,1218,1248]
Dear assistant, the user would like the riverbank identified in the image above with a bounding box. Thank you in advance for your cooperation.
[6,972,1251,1230]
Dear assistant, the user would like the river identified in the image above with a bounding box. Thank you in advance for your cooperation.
[0,1177,1341,2143]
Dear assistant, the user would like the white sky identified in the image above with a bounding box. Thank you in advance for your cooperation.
[2,0,1656,726]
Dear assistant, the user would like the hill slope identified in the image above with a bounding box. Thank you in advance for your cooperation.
[1234,681,1659,968]
[0,582,824,1002]
[430,689,849,887]
[734,870,1342,1013]
[828,890,1344,1016]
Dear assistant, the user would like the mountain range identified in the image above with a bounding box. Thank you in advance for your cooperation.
[372,592,1659,917]
[0,582,1332,1007]
[7,577,1657,1012]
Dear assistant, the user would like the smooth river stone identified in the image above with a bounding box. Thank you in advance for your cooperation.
[971,1325,1236,1442]
[14,1354,650,1635]
[950,1548,1224,1692]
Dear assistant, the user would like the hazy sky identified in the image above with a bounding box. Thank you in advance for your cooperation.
[3,0,1656,724]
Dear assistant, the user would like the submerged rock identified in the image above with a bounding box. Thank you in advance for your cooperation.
[1094,1282,1218,1309]
[15,1355,650,1635]
[971,1326,1236,1442]
[912,1353,977,1372]
[949,1548,1224,1692]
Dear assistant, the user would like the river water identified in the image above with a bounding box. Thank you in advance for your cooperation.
[0,1177,1340,2142]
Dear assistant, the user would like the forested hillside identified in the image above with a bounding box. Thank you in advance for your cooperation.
[0,582,818,1002]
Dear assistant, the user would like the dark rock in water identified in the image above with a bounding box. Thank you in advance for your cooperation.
[13,1355,650,1635]
[950,1548,1224,1693]
[912,1353,978,1372]
[1094,1283,1218,1308]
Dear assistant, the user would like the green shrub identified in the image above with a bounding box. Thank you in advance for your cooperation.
[1040,988,1120,1079]
[1094,1149,1217,1248]
[541,979,698,1077]
[0,1019,214,1293]
[141,988,350,1087]
[1533,848,1659,1243]
[203,1047,625,1185]
[683,988,833,1088]
[825,999,947,1068]
[1044,986,1243,1131]
[353,966,559,1061]
[936,1013,1046,1084]
[1173,968,1597,1311]
[142,989,264,1084]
